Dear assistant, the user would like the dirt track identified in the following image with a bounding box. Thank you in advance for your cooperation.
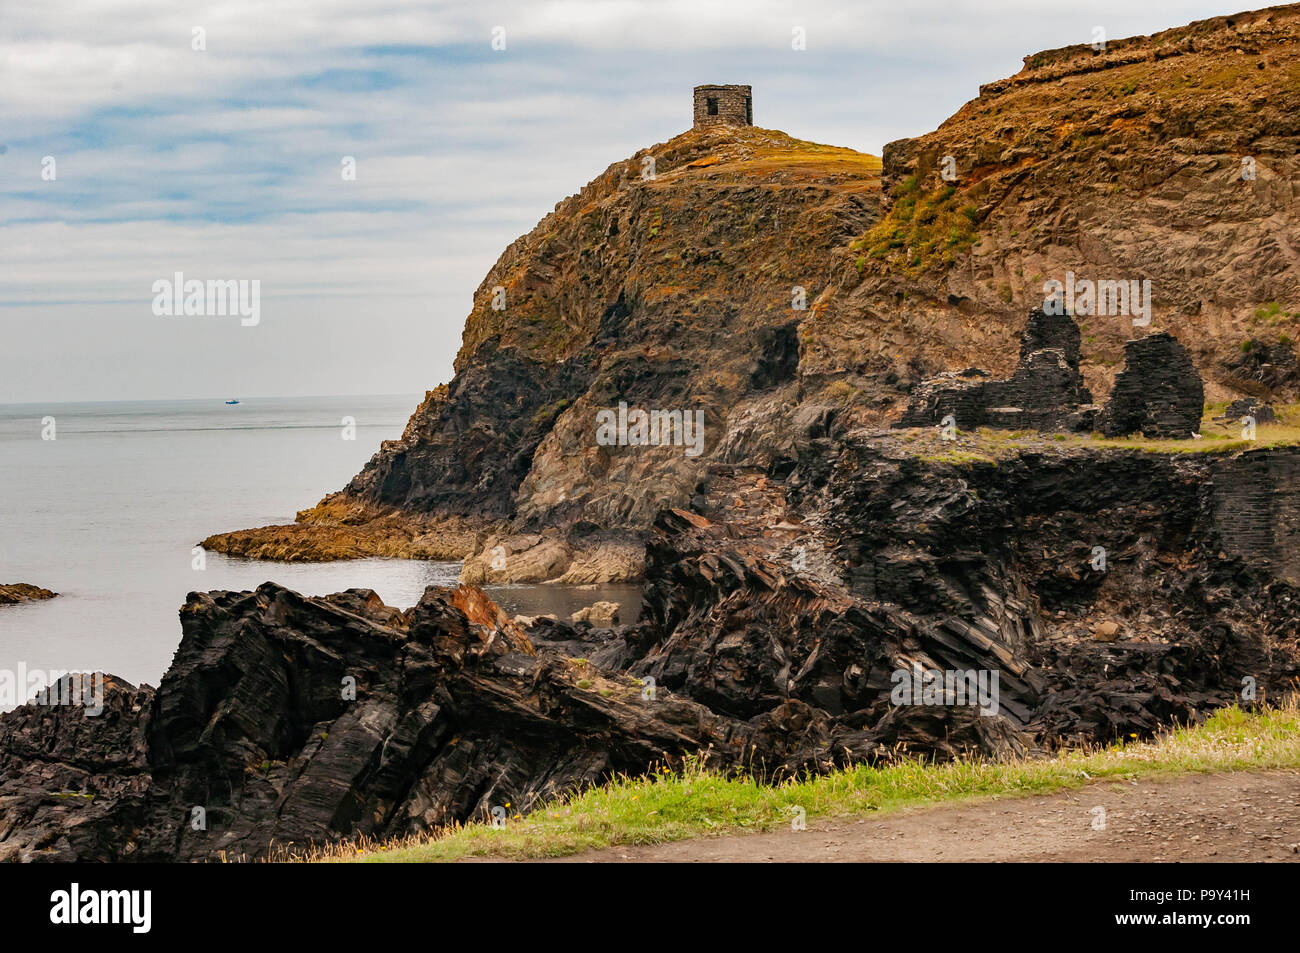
[548,770,1300,863]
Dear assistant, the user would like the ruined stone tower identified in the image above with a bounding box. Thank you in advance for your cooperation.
[693,85,752,129]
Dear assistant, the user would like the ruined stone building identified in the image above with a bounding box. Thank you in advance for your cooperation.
[693,84,752,129]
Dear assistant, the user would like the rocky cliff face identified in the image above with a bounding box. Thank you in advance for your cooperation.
[822,3,1300,408]
[204,5,1300,583]
[7,437,1300,860]
[205,128,881,578]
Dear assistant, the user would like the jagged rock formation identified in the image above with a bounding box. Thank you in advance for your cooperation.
[0,584,57,605]
[1097,332,1205,438]
[205,6,1300,579]
[619,440,1300,753]
[895,308,1095,430]
[7,434,1300,860]
[0,585,769,861]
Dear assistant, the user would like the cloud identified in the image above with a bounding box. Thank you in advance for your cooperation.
[0,0,1232,401]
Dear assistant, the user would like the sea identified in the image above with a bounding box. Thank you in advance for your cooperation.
[0,395,641,703]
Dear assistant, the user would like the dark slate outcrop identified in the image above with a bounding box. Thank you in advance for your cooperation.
[1097,332,1204,438]
[1225,336,1300,394]
[0,584,790,862]
[4,442,1300,862]
[1217,397,1276,425]
[630,442,1300,758]
[342,343,597,518]
[1018,305,1083,366]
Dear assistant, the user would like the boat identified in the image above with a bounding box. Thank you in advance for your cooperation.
[225,399,240,405]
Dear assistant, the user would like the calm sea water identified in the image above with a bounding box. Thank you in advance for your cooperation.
[0,396,640,699]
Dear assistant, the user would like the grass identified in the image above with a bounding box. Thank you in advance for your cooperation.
[856,175,981,275]
[1079,424,1300,454]
[1252,301,1300,327]
[917,447,999,466]
[1081,402,1300,454]
[296,698,1300,863]
[909,405,1300,462]
[669,132,881,187]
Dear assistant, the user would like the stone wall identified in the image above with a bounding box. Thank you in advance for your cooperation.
[895,308,1095,431]
[1097,332,1203,439]
[693,85,752,129]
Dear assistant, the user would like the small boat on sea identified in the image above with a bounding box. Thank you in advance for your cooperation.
[225,399,240,405]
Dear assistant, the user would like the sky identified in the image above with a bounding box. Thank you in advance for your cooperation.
[0,0,1241,403]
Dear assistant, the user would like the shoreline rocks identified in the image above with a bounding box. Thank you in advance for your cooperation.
[571,601,621,626]
[0,584,58,606]
[0,583,804,862]
[200,500,488,563]
[6,439,1300,861]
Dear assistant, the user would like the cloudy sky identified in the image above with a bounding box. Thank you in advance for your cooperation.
[1,0,1237,402]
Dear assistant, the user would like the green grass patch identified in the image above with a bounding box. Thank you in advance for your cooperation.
[860,177,981,275]
[916,448,997,466]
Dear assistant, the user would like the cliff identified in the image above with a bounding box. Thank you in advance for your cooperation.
[828,2,1300,400]
[205,4,1300,581]
[205,127,882,577]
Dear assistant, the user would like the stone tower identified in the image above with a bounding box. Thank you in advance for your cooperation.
[693,85,752,129]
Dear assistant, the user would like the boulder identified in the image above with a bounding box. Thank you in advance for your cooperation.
[1217,397,1276,426]
[1092,620,1122,642]
[512,613,558,626]
[571,601,621,626]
